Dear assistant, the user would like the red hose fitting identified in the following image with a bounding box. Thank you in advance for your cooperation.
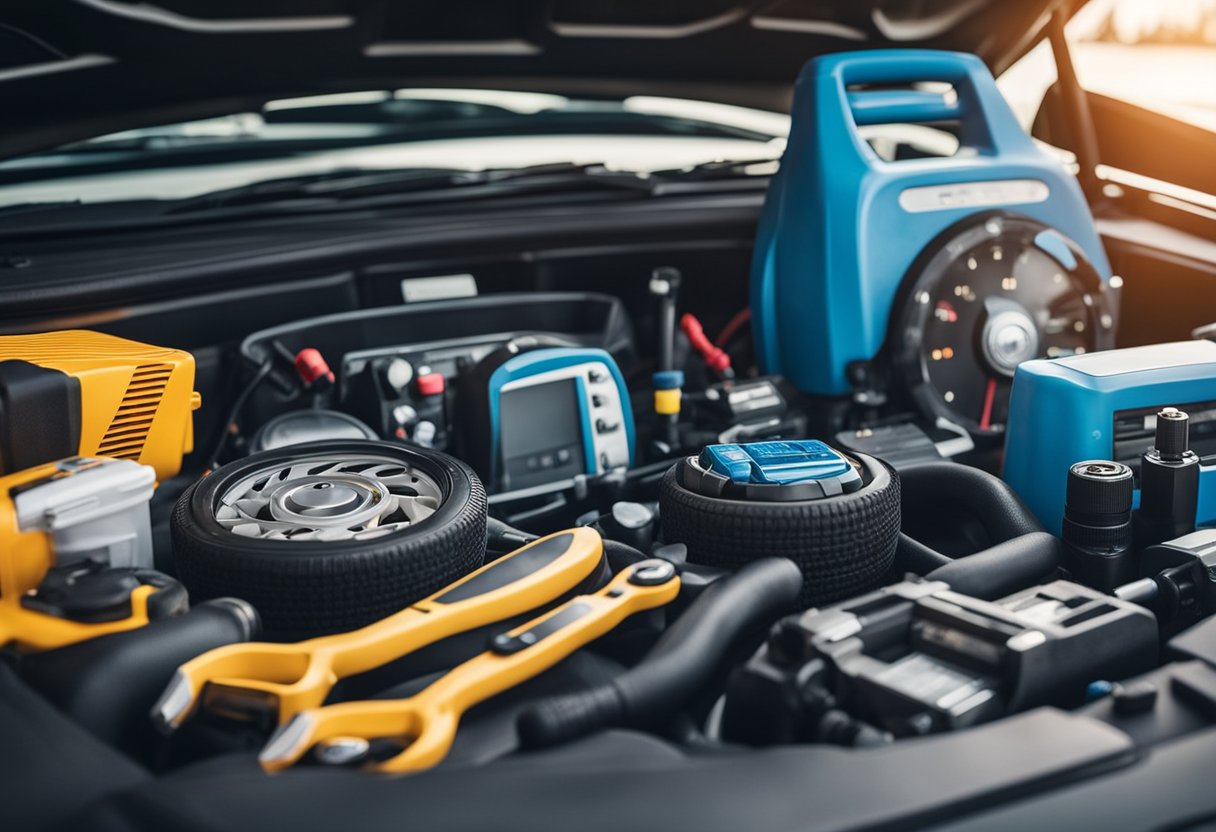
[680,313,733,376]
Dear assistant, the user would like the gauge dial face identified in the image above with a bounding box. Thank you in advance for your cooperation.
[895,215,1113,437]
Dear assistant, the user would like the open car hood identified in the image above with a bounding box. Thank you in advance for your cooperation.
[0,0,1082,159]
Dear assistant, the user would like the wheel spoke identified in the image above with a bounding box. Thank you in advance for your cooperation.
[399,495,439,523]
[232,498,266,519]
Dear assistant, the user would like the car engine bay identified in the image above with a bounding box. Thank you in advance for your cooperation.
[1,45,1215,832]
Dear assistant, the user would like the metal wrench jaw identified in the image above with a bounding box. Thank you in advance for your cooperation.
[366,709,459,775]
[258,704,447,775]
[258,712,319,773]
[150,670,196,734]
[150,642,333,733]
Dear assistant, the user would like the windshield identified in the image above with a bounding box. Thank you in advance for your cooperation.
[0,90,790,209]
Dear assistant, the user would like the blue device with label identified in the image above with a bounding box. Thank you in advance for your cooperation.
[684,440,863,502]
[1003,340,1216,535]
[751,49,1112,396]
[702,440,852,485]
[476,347,633,492]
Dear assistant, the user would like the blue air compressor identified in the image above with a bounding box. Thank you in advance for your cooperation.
[751,49,1114,411]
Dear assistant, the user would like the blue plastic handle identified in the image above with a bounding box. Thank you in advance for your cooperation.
[815,50,1037,159]
[846,89,960,126]
[831,50,980,87]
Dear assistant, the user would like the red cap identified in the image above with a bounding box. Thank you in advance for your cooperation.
[294,348,334,386]
[416,372,446,396]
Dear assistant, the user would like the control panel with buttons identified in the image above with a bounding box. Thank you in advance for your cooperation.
[496,355,633,491]
[345,337,633,493]
[340,337,512,452]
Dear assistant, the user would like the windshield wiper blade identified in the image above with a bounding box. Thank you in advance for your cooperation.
[164,166,466,213]
[166,163,652,215]
[652,157,781,179]
[0,199,84,216]
[0,161,754,235]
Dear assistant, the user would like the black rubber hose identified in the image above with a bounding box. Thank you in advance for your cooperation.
[517,557,803,748]
[895,533,952,574]
[926,531,1063,600]
[209,360,273,470]
[19,598,258,754]
[900,462,1042,542]
[601,539,650,573]
[485,516,538,551]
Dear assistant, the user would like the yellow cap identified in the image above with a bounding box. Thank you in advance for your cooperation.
[654,388,681,416]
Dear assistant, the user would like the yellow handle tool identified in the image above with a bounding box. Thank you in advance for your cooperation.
[152,527,606,732]
[258,558,679,775]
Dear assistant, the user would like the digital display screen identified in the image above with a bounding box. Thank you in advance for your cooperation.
[499,379,586,489]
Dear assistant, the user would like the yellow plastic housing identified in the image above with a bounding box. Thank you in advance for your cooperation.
[0,459,153,651]
[0,330,201,480]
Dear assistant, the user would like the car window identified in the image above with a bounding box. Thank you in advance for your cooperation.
[999,0,1216,133]
[999,0,1216,215]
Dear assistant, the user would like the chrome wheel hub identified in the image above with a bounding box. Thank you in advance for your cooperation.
[215,455,443,542]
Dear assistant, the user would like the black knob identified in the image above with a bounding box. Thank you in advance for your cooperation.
[766,618,811,667]
[599,501,657,552]
[40,564,141,617]
[1065,460,1134,524]
[1111,680,1158,715]
[1062,460,1134,591]
[1154,407,1189,460]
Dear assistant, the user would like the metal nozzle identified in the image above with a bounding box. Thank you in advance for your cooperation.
[1154,407,1190,461]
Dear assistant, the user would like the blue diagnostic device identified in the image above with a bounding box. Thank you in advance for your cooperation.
[1004,340,1216,535]
[460,345,634,493]
[751,49,1112,396]
[682,440,862,502]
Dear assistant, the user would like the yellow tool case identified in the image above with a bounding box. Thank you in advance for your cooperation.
[0,330,201,481]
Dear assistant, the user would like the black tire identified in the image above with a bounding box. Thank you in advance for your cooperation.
[659,454,900,608]
[171,440,487,637]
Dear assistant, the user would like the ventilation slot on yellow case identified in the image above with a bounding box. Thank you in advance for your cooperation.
[97,364,172,460]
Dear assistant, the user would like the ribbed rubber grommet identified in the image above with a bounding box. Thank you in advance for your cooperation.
[659,453,899,608]
[171,440,487,638]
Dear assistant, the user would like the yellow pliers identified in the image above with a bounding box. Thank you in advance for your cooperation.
[257,558,678,775]
[152,528,607,733]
